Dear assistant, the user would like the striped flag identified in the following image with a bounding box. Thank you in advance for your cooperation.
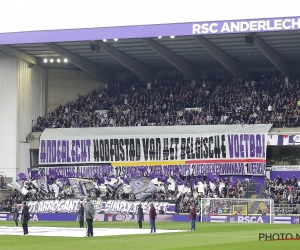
[209,215,228,223]
[274,216,291,224]
[277,135,289,145]
[0,214,8,221]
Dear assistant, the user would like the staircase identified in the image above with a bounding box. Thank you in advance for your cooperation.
[248,182,267,214]
[209,83,222,101]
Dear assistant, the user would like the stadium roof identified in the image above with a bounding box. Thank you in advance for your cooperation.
[1,30,300,81]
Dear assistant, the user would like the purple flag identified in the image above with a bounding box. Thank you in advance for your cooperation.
[18,173,27,181]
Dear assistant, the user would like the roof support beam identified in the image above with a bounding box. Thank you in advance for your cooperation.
[44,43,113,82]
[250,33,292,76]
[194,36,245,77]
[0,45,36,64]
[98,41,155,80]
[142,38,200,79]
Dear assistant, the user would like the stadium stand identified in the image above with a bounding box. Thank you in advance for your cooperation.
[32,72,300,132]
[3,72,299,215]
[265,176,300,214]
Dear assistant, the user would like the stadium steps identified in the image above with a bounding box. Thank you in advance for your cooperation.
[248,182,267,214]
[244,195,257,213]
[210,84,222,100]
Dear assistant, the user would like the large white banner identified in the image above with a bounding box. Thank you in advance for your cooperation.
[39,125,272,166]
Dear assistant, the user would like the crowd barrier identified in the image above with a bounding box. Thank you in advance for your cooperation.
[1,213,300,224]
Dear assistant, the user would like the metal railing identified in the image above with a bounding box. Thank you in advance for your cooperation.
[274,204,300,215]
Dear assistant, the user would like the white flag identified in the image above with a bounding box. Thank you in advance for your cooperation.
[198,182,205,193]
[21,187,28,195]
[151,178,159,185]
[209,182,216,191]
[219,182,225,192]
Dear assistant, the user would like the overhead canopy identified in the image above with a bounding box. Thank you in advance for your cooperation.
[2,30,299,78]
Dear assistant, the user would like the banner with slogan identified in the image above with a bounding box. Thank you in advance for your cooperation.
[39,125,272,167]
[38,162,266,179]
[24,198,175,214]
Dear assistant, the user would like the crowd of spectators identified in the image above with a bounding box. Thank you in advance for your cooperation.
[265,175,300,214]
[32,71,300,132]
[212,73,300,126]
[176,178,249,214]
[3,175,298,215]
[0,173,250,214]
[5,175,299,215]
[0,190,23,213]
[32,76,213,131]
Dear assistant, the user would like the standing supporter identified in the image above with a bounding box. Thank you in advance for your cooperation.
[189,205,196,231]
[78,203,85,228]
[13,203,19,227]
[21,201,30,235]
[84,198,95,237]
[149,203,157,234]
[137,204,144,229]
[0,175,4,189]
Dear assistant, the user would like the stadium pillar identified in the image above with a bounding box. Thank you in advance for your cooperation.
[250,34,292,76]
[194,36,245,78]
[44,43,113,82]
[98,41,156,81]
[142,38,201,80]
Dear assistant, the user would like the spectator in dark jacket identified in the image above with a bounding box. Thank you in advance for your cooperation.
[137,204,144,229]
[149,203,157,233]
[78,204,84,228]
[21,201,30,235]
[13,203,19,226]
[189,205,196,231]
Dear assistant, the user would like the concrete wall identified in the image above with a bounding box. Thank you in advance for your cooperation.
[0,54,18,180]
[0,54,46,180]
[47,68,105,113]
